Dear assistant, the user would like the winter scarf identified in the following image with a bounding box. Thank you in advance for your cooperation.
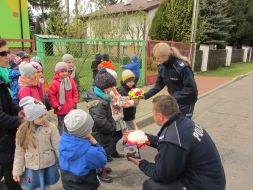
[68,67,76,79]
[59,77,72,104]
[0,67,13,95]
[0,67,10,84]
[93,86,113,102]
[18,76,38,87]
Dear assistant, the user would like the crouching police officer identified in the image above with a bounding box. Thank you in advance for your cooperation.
[128,95,226,190]
[143,43,198,118]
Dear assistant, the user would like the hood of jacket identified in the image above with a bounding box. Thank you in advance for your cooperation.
[59,132,91,161]
[131,54,138,62]
[84,87,109,108]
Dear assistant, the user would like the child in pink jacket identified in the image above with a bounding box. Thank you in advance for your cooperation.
[49,62,78,134]
[18,62,43,101]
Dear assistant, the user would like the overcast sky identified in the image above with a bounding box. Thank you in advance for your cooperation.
[61,0,96,15]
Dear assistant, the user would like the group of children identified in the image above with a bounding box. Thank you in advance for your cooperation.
[7,51,80,133]
[6,51,141,189]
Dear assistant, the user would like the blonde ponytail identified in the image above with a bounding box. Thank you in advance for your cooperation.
[16,121,36,150]
[153,43,190,63]
[170,47,190,63]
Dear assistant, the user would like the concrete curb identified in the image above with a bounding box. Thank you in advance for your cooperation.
[136,71,253,128]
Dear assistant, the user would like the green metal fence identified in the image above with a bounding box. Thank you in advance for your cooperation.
[36,37,146,95]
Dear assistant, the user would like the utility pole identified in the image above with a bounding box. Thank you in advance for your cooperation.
[18,0,24,50]
[190,0,200,42]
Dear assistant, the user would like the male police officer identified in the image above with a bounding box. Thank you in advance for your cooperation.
[129,95,226,190]
[144,43,198,118]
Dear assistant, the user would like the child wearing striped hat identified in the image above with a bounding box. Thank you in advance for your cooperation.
[118,69,139,130]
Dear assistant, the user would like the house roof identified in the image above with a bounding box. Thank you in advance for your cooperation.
[90,0,161,16]
[35,34,61,39]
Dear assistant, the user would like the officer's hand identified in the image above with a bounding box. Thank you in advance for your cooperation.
[139,94,145,99]
[128,157,141,166]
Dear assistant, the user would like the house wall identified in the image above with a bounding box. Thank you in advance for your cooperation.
[146,8,158,39]
[0,0,30,46]
[86,7,159,40]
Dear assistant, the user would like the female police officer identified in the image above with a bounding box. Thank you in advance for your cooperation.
[144,43,198,118]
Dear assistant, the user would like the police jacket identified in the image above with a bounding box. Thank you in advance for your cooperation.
[144,57,198,105]
[139,114,226,190]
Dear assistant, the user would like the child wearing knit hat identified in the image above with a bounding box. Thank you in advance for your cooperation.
[91,53,102,80]
[105,68,136,158]
[59,109,107,190]
[118,69,139,130]
[29,61,51,110]
[62,54,80,94]
[98,53,115,71]
[121,54,140,87]
[8,55,22,104]
[18,62,44,102]
[48,62,78,134]
[17,50,30,63]
[84,68,116,183]
[13,96,60,190]
[30,56,49,93]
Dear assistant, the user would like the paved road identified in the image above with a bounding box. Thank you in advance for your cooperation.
[2,74,253,190]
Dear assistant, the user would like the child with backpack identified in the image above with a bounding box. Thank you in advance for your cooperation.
[48,62,78,134]
[59,109,107,190]
[13,96,60,190]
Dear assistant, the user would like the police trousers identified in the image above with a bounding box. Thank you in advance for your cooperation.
[143,179,186,190]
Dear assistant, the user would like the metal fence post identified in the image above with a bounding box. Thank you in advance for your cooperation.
[35,37,45,67]
[192,42,197,72]
[141,40,146,86]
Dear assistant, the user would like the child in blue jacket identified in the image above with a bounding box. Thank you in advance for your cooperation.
[8,55,22,104]
[121,54,140,86]
[59,109,107,190]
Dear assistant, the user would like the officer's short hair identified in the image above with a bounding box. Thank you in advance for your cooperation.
[152,95,180,118]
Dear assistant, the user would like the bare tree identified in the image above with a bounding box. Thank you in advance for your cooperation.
[65,0,70,24]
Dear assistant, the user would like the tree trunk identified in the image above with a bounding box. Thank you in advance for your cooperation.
[40,0,46,32]
[75,0,79,17]
[65,0,70,24]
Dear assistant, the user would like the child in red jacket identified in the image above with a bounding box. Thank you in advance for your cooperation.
[49,62,78,134]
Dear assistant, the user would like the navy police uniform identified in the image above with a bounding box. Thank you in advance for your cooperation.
[144,57,198,118]
[139,114,226,190]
